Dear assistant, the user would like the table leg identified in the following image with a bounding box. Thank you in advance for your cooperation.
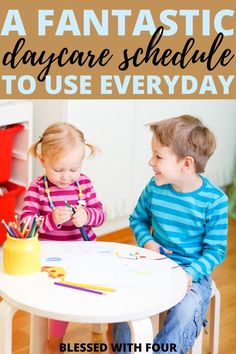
[92,323,107,334]
[128,317,154,354]
[30,314,48,354]
[0,300,18,354]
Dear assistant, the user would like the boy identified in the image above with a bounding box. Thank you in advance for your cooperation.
[112,115,228,353]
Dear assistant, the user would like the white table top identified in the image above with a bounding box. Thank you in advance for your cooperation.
[0,241,187,323]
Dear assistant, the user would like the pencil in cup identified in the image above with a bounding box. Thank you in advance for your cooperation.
[20,215,43,238]
[9,222,24,238]
[14,214,20,228]
[3,231,41,275]
[1,219,16,238]
[21,215,31,237]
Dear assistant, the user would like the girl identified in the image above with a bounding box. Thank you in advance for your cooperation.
[21,122,106,354]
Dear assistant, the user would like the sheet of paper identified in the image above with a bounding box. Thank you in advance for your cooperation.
[41,242,172,290]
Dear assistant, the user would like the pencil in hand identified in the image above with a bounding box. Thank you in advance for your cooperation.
[65,200,89,241]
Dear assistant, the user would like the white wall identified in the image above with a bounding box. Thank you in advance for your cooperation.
[31,99,236,234]
[66,100,136,220]
[132,100,236,189]
[193,100,236,186]
[32,100,65,177]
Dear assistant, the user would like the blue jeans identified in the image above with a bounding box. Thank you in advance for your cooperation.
[112,275,212,354]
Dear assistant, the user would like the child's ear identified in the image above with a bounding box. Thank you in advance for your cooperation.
[38,154,45,167]
[184,156,194,169]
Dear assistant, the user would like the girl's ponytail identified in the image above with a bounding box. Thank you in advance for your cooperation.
[85,141,97,158]
[28,137,43,158]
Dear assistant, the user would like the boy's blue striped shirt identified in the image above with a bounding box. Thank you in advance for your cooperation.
[130,175,228,282]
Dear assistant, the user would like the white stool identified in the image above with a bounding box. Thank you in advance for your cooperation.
[150,280,220,354]
[191,280,220,354]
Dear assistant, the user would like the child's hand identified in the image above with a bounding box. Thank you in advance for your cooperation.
[72,207,88,227]
[144,240,160,252]
[144,240,172,255]
[52,207,73,225]
[185,273,193,290]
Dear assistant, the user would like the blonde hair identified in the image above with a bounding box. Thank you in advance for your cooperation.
[150,115,216,173]
[29,122,96,160]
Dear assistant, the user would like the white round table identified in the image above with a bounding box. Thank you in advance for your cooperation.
[0,241,187,354]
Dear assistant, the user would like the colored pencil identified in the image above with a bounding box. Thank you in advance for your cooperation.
[14,227,24,238]
[79,226,89,241]
[9,222,23,238]
[2,215,42,240]
[21,215,31,237]
[60,280,115,293]
[65,200,89,241]
[35,217,44,235]
[54,281,105,295]
[65,200,77,214]
[1,219,16,237]
[65,200,71,209]
[27,216,37,238]
[14,214,20,228]
[20,222,25,232]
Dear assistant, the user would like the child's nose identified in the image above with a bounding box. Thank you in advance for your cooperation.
[61,173,69,180]
[149,158,154,166]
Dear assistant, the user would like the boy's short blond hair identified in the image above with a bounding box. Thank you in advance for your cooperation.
[150,115,216,173]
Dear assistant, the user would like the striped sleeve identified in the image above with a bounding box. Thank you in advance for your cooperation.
[21,179,59,232]
[129,181,153,247]
[83,177,106,227]
[184,194,228,281]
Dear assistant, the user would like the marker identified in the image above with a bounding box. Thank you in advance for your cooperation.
[159,246,168,256]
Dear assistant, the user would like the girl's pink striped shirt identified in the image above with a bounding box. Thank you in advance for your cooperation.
[21,174,105,241]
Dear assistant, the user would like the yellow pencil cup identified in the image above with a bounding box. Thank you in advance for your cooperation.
[3,233,41,275]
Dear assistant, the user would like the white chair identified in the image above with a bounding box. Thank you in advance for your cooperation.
[92,281,220,354]
[191,280,220,354]
[150,280,220,354]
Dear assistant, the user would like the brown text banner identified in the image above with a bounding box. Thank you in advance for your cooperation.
[0,0,235,98]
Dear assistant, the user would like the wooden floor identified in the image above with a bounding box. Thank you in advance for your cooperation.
[2,218,236,354]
